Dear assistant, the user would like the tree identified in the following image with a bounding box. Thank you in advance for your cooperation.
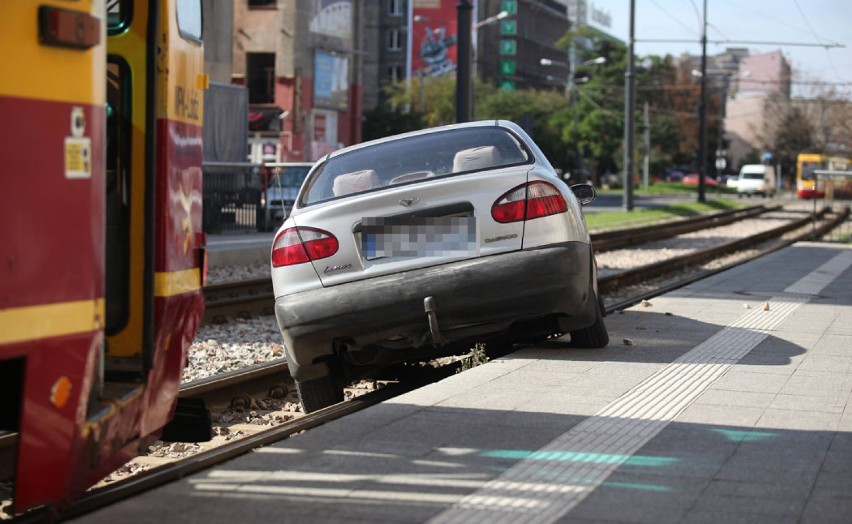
[550,27,628,183]
[384,75,456,127]
[362,106,423,142]
[635,55,684,178]
[475,86,573,171]
[761,96,816,186]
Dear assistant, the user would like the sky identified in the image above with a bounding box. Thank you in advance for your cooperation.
[589,0,852,98]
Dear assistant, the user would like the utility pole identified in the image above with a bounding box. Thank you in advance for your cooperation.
[456,0,473,123]
[643,101,650,190]
[715,78,727,180]
[569,39,578,176]
[622,0,635,211]
[697,0,708,202]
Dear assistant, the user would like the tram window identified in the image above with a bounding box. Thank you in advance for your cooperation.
[177,0,202,43]
[802,162,818,181]
[106,60,131,335]
[106,0,131,35]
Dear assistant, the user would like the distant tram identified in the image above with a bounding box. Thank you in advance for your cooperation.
[796,153,852,199]
[0,0,207,516]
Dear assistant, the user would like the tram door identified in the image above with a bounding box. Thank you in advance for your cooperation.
[103,0,205,376]
[102,1,154,382]
[103,0,206,404]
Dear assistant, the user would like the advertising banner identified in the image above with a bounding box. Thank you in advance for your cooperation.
[409,0,461,78]
[313,50,350,111]
[310,0,353,43]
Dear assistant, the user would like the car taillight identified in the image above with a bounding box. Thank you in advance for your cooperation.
[271,227,338,267]
[491,181,568,223]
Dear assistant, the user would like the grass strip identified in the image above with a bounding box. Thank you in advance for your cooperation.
[585,199,743,231]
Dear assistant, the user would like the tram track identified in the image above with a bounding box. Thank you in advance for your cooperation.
[5,204,849,521]
[53,362,465,522]
[603,205,849,311]
[597,205,839,294]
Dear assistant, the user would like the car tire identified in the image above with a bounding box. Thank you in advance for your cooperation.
[567,296,609,348]
[296,374,343,413]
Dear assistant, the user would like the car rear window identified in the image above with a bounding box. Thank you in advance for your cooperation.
[300,126,532,205]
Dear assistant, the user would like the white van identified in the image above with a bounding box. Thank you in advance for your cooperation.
[737,164,776,198]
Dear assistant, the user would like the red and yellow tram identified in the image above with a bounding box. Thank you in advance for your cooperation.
[0,0,207,516]
[796,153,852,199]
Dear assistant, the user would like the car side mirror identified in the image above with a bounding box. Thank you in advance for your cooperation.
[570,183,597,206]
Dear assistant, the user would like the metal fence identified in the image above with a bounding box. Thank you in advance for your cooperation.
[813,170,852,242]
[202,162,263,234]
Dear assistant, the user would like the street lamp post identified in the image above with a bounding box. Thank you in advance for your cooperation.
[623,0,636,211]
[697,0,708,203]
[455,5,507,124]
[540,55,604,182]
[456,0,473,123]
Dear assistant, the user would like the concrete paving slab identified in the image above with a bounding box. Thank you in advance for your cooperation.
[69,243,852,524]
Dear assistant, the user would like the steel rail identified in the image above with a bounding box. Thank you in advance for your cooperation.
[603,207,849,312]
[203,277,274,322]
[598,207,832,294]
[55,364,462,521]
[590,204,773,252]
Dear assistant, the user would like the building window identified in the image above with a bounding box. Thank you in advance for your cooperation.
[387,65,403,84]
[247,53,275,104]
[248,0,277,8]
[388,0,403,16]
[387,29,402,51]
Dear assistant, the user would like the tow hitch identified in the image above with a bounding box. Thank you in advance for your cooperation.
[423,296,447,346]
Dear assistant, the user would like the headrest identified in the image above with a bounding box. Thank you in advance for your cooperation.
[332,169,380,196]
[452,146,501,173]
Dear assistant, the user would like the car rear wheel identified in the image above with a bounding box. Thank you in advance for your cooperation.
[296,374,343,413]
[567,295,609,348]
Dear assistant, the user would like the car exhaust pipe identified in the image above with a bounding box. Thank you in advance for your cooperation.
[423,296,447,346]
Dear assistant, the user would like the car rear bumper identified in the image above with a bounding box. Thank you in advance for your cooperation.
[275,242,596,380]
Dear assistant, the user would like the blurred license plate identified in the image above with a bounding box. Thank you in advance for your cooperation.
[361,216,477,260]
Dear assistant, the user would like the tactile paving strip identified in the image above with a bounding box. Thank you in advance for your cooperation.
[431,250,852,524]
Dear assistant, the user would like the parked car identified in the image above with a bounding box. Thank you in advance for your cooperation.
[256,162,313,231]
[724,174,739,188]
[682,173,719,186]
[270,120,609,412]
[600,172,622,188]
[665,167,687,182]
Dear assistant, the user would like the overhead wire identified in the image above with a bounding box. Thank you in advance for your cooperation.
[792,0,843,82]
[647,0,696,36]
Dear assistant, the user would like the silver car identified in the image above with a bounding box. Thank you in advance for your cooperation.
[271,120,608,412]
